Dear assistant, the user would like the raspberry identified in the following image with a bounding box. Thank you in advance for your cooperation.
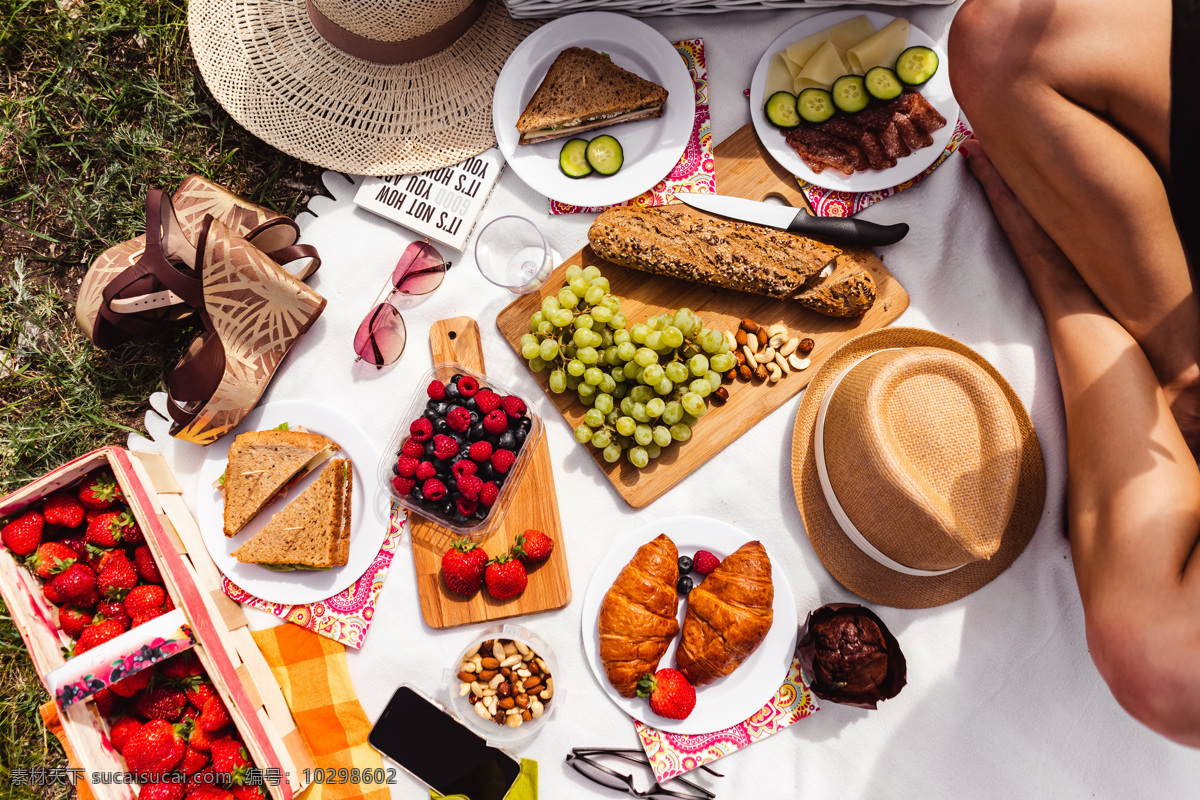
[422,478,447,501]
[401,438,425,458]
[426,380,446,401]
[457,376,480,397]
[446,406,471,433]
[456,475,483,499]
[474,389,501,414]
[433,435,459,460]
[500,396,527,419]
[415,461,437,481]
[409,417,433,442]
[456,497,479,516]
[451,460,477,480]
[469,441,493,462]
[478,482,499,507]
[391,476,415,495]
[693,550,721,575]
[491,449,516,475]
[395,457,418,478]
[483,409,509,435]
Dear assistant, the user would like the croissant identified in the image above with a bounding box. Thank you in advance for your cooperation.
[676,540,774,686]
[598,533,680,697]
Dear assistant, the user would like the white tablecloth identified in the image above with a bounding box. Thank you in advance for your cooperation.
[130,3,1200,796]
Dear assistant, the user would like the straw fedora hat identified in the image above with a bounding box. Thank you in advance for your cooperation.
[791,328,1045,608]
[189,0,541,175]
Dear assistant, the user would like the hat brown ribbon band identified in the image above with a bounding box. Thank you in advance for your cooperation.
[814,350,964,579]
[304,0,486,64]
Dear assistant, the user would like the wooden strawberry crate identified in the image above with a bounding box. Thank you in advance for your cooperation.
[0,447,314,800]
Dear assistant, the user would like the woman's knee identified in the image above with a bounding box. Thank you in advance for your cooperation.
[949,0,1054,120]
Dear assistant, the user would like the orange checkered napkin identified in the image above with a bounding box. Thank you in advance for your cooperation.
[252,625,388,800]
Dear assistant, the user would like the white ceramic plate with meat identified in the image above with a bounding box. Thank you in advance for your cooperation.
[580,515,798,735]
[750,10,959,193]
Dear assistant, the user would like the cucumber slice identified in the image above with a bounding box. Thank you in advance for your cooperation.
[559,138,593,178]
[586,135,623,176]
[864,66,903,101]
[831,75,869,114]
[765,91,800,129]
[796,88,835,124]
[896,46,939,87]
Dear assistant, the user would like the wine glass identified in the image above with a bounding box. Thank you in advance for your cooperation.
[474,215,554,295]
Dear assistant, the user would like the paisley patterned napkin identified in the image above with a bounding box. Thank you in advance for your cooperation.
[635,652,819,782]
[550,39,715,214]
[222,505,406,649]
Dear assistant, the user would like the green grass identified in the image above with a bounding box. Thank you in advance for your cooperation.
[0,1,323,794]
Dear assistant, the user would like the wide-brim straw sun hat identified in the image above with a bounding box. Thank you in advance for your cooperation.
[189,0,541,175]
[791,327,1045,608]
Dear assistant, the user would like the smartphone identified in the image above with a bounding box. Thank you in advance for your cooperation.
[368,684,521,800]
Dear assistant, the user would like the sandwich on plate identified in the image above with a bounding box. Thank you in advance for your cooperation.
[231,458,353,571]
[222,428,339,537]
[516,47,668,145]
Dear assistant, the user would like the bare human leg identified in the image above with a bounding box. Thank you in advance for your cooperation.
[966,141,1200,747]
[949,0,1200,452]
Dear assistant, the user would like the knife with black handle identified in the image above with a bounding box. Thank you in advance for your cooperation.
[675,191,908,247]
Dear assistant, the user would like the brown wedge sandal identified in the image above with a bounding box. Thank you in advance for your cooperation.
[77,176,321,348]
[165,218,327,446]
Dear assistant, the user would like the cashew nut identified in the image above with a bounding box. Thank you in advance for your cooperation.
[754,346,776,364]
[746,335,759,354]
[779,337,799,358]
[767,363,782,383]
[789,355,811,370]
[775,353,790,375]
[767,323,788,338]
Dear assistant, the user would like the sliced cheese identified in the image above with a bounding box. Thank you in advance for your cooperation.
[765,52,795,97]
[793,40,849,93]
[783,15,875,75]
[847,18,910,75]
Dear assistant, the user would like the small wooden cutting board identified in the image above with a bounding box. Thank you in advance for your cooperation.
[495,124,909,508]
[407,317,571,628]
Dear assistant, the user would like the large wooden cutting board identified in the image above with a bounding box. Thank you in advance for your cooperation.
[408,317,571,628]
[495,125,909,508]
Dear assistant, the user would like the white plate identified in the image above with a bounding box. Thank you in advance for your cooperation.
[580,516,798,735]
[493,12,696,207]
[750,10,959,193]
[196,400,388,605]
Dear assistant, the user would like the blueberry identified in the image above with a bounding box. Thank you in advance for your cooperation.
[426,398,440,410]
[477,464,496,481]
[468,410,480,425]
[433,418,449,434]
[465,397,478,412]
[423,408,439,422]
[453,513,470,525]
[441,500,456,517]
[458,444,473,460]
[472,508,488,521]
[498,431,517,450]
[391,462,400,476]
[469,422,486,441]
[519,416,532,432]
[451,374,464,385]
[445,383,460,400]
[678,556,693,573]
[486,434,501,447]
[514,427,527,444]
[423,442,436,458]
[677,575,694,594]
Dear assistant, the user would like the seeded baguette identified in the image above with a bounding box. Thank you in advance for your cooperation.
[587,206,842,300]
[795,271,876,317]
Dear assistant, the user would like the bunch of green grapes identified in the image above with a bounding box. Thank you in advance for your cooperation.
[572,307,737,468]
[518,265,628,397]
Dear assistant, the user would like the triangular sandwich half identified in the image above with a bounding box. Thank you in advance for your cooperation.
[222,429,338,537]
[516,47,668,145]
[231,459,352,571]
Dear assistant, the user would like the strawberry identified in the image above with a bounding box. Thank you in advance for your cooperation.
[636,668,696,721]
[186,786,232,800]
[77,473,120,510]
[57,532,88,561]
[441,539,488,595]
[58,607,93,638]
[134,545,164,584]
[124,584,166,618]
[180,745,210,776]
[86,512,124,547]
[2,511,44,556]
[72,586,101,609]
[185,680,218,710]
[513,529,554,564]
[209,737,251,783]
[125,718,188,775]
[232,786,266,800]
[197,696,232,732]
[163,593,175,611]
[109,716,141,754]
[49,563,96,603]
[93,686,125,717]
[692,550,721,575]
[43,581,67,606]
[97,598,131,628]
[132,608,166,627]
[89,546,127,573]
[110,668,152,698]
[75,618,127,654]
[121,515,146,546]
[162,651,203,682]
[188,723,219,753]
[141,782,185,800]
[97,556,138,600]
[135,685,188,721]
[26,542,78,578]
[42,493,85,528]
[484,553,527,600]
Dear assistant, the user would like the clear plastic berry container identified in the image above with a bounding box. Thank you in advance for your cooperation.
[378,362,542,539]
[443,624,561,746]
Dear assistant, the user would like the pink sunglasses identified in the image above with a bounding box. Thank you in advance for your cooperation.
[354,240,450,368]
